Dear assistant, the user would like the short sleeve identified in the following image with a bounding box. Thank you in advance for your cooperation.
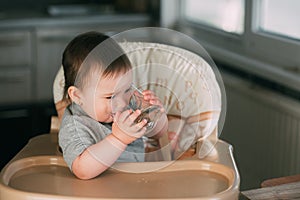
[58,111,107,170]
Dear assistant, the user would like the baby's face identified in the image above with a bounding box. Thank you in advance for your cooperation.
[79,70,132,123]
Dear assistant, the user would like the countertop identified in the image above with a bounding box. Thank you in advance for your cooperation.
[0,9,150,28]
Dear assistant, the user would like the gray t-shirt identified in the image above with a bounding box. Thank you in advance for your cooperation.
[58,103,144,170]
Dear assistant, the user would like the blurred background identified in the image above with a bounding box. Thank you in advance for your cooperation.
[0,0,299,191]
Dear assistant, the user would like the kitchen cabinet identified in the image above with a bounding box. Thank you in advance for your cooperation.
[0,12,151,170]
[35,27,78,102]
[35,22,143,102]
[0,14,150,170]
[0,14,150,104]
[0,29,33,104]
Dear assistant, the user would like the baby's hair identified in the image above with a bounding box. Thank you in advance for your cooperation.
[62,31,131,100]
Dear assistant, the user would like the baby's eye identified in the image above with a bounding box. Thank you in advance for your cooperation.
[105,95,115,99]
[125,89,130,93]
[125,87,132,94]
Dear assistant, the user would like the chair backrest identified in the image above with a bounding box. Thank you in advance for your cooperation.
[119,42,221,119]
[53,42,222,158]
[54,42,221,118]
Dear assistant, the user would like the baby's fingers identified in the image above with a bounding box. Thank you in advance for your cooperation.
[118,109,133,122]
[143,92,156,101]
[132,120,147,137]
[149,97,163,106]
[142,90,154,97]
[133,119,148,131]
[142,91,163,104]
[125,110,142,125]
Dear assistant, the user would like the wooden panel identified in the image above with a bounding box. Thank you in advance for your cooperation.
[242,181,300,199]
[261,174,300,188]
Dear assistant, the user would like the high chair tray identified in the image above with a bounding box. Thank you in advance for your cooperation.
[1,155,235,199]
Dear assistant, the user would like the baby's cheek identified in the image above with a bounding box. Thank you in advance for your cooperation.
[94,106,106,121]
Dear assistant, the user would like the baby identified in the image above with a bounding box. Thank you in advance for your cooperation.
[58,31,168,179]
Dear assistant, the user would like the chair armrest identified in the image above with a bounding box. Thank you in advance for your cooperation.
[50,116,60,134]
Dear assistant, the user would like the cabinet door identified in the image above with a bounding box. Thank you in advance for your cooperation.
[36,28,81,102]
[0,30,32,67]
[0,68,32,105]
[35,26,119,102]
[35,21,150,102]
[0,30,33,105]
[0,69,32,104]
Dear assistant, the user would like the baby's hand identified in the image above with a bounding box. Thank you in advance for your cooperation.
[142,90,165,113]
[141,90,168,138]
[112,109,147,145]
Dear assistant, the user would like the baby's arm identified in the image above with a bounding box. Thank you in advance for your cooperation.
[72,110,147,180]
[72,134,126,180]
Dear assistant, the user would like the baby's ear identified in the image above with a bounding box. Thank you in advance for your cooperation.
[68,86,82,104]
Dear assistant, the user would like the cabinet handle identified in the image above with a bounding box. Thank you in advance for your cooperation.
[38,35,74,43]
[38,31,117,42]
[0,74,27,83]
[0,36,28,46]
[0,109,29,119]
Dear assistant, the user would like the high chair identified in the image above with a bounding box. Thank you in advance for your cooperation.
[52,41,221,160]
[0,41,240,200]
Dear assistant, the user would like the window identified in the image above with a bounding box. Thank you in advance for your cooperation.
[184,0,245,34]
[168,0,300,91]
[258,0,300,40]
